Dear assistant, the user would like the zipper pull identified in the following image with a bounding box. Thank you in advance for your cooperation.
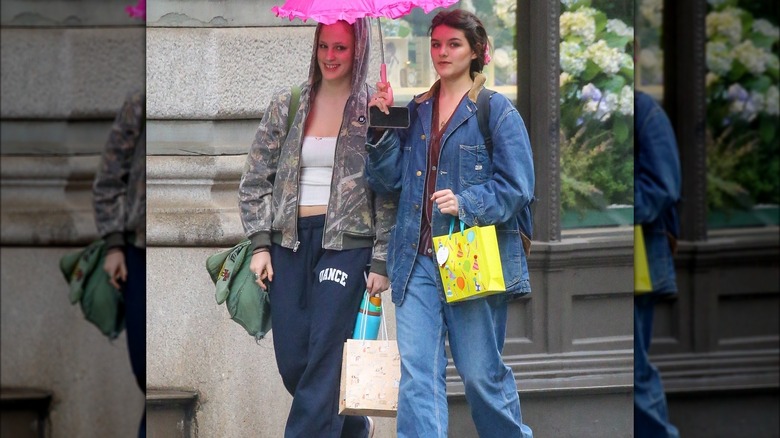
[293,241,300,252]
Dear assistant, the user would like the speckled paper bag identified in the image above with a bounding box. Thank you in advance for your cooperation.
[338,338,401,417]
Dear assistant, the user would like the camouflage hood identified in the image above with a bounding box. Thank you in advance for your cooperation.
[239,19,397,275]
[307,18,372,99]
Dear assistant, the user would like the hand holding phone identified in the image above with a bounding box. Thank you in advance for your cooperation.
[369,81,394,113]
[368,81,408,128]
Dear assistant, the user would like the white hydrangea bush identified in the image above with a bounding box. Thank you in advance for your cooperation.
[705,2,779,140]
[559,0,635,212]
[705,0,779,212]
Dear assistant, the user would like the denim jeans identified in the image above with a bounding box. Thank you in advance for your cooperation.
[635,294,679,438]
[395,254,533,438]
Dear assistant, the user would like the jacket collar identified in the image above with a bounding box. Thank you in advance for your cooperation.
[413,73,487,105]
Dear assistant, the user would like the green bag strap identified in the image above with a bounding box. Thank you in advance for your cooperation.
[476,88,533,255]
[287,85,301,132]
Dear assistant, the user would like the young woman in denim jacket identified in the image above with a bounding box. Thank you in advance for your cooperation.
[634,90,681,438]
[366,10,534,437]
[93,90,146,438]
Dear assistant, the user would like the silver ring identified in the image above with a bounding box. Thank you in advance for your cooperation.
[254,272,260,279]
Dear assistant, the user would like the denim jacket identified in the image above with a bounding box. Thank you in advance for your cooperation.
[635,91,681,294]
[366,74,535,304]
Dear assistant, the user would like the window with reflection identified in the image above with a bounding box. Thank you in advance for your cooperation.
[705,0,779,228]
[636,0,663,100]
[558,0,635,229]
[379,0,517,104]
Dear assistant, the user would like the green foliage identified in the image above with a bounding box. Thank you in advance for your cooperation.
[560,128,609,212]
[559,2,635,215]
[705,2,780,210]
[706,127,757,211]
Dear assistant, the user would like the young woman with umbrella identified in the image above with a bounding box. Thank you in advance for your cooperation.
[94,90,146,438]
[239,18,396,438]
[92,5,147,438]
[366,9,535,437]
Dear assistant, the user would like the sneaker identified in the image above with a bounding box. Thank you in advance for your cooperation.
[367,417,375,438]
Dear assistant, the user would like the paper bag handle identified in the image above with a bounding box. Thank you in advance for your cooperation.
[357,289,370,339]
[447,217,465,239]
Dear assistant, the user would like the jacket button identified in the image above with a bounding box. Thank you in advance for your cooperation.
[421,134,426,140]
[416,170,422,176]
[414,204,419,210]
[411,243,417,249]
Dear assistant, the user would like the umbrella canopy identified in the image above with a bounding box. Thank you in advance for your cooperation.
[371,0,457,20]
[272,0,458,80]
[273,0,369,25]
[272,0,457,25]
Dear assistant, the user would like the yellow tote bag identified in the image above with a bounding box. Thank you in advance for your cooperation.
[432,219,506,303]
[634,225,653,294]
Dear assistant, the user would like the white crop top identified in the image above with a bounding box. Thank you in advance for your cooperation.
[299,136,336,206]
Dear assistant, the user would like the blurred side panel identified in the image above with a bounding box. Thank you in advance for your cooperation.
[652,0,780,436]
[0,1,145,436]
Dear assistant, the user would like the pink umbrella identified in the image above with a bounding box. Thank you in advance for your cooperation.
[272,0,458,82]
[125,0,146,20]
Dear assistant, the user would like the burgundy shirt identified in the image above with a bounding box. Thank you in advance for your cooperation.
[418,94,456,257]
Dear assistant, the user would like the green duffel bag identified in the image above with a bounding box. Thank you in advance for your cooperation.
[59,240,125,339]
[206,240,272,340]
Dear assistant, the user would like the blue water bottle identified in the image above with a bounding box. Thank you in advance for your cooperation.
[353,293,382,340]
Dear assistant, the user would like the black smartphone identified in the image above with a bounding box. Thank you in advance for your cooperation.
[369,106,410,129]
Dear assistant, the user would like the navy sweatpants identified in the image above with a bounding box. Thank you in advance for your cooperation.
[124,244,146,438]
[268,215,372,438]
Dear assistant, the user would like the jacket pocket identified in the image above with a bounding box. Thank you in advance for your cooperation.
[459,144,491,187]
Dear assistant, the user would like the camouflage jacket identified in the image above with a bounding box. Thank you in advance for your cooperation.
[238,19,397,275]
[93,90,146,249]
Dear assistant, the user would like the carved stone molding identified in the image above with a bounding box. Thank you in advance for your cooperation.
[147,119,260,156]
[451,349,633,390]
[1,120,114,155]
[146,0,312,28]
[653,229,779,357]
[146,155,246,246]
[657,350,779,393]
[0,155,100,245]
[1,0,143,27]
